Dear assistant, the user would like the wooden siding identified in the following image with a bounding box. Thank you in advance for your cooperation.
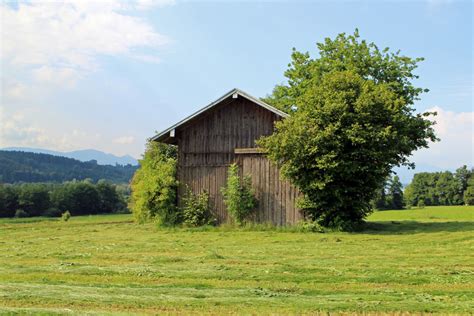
[238,154,304,225]
[173,96,302,224]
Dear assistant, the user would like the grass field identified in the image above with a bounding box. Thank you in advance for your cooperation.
[0,206,473,315]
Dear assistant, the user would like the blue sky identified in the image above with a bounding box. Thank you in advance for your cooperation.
[1,0,472,172]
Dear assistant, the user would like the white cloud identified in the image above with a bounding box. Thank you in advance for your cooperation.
[429,106,472,137]
[2,82,28,99]
[0,106,49,147]
[113,136,136,144]
[0,0,168,158]
[0,106,101,151]
[0,0,171,88]
[412,106,473,169]
[135,0,176,10]
[32,66,81,87]
[0,106,140,156]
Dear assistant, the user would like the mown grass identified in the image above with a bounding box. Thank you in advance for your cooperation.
[0,206,473,315]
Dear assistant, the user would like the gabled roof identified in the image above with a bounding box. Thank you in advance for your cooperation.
[151,88,288,142]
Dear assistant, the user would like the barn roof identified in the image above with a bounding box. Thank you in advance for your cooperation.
[151,88,288,143]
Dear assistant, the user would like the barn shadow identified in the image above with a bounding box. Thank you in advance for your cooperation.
[360,221,474,235]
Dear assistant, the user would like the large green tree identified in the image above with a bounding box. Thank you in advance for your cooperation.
[96,180,125,213]
[259,30,437,229]
[464,177,474,205]
[434,172,456,205]
[454,165,471,204]
[372,177,389,210]
[388,176,404,210]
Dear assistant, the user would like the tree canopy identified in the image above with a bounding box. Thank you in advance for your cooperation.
[263,29,428,115]
[0,180,127,218]
[259,30,437,229]
[404,166,473,207]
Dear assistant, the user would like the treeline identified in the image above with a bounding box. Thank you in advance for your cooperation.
[372,176,405,210]
[0,150,137,184]
[0,180,129,218]
[404,166,473,207]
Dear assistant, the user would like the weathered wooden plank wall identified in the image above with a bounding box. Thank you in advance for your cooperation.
[174,96,303,224]
[238,154,304,225]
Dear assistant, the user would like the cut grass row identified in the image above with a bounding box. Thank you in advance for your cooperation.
[0,206,473,314]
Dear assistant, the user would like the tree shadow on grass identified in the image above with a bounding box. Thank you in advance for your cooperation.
[360,221,474,235]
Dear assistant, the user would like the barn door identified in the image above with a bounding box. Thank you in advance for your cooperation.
[237,153,302,225]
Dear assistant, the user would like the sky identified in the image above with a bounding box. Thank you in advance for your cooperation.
[1,0,472,171]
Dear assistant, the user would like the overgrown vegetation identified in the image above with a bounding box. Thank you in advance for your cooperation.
[221,163,257,225]
[129,142,179,225]
[61,210,71,222]
[259,30,437,229]
[0,150,137,183]
[182,189,216,227]
[404,165,473,207]
[0,180,127,218]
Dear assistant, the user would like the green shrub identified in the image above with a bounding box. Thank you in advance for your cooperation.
[14,209,28,218]
[129,142,179,225]
[221,163,257,225]
[182,189,216,227]
[297,220,325,233]
[61,210,71,222]
[417,200,426,208]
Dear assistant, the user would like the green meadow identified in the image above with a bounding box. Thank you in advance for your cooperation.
[0,206,473,315]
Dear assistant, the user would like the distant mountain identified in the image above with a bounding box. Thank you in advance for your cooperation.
[0,150,137,184]
[2,147,138,166]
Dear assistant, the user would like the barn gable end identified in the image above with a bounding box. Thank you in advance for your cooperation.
[152,88,302,224]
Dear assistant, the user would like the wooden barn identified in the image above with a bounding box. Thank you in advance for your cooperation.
[151,88,303,225]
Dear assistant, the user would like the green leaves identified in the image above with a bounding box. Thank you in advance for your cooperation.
[404,167,473,207]
[182,189,216,227]
[221,163,257,225]
[259,30,438,229]
[263,30,432,114]
[129,142,178,225]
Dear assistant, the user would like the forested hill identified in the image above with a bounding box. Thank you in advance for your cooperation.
[0,151,138,184]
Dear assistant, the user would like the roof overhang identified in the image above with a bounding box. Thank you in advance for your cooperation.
[151,88,288,143]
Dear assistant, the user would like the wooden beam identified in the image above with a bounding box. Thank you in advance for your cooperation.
[234,147,266,154]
